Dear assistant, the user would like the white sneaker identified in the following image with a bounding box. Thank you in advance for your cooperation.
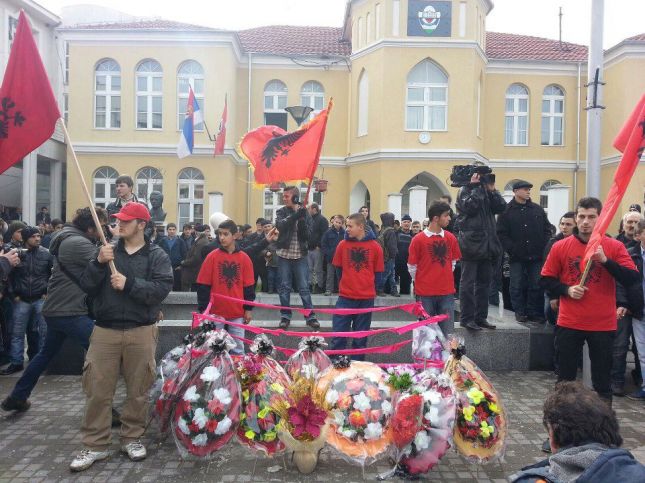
[121,440,147,461]
[69,449,110,472]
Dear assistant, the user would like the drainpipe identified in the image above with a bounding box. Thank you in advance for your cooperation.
[573,61,582,202]
[246,52,252,222]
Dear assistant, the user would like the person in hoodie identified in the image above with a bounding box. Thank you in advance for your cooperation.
[377,212,399,297]
[330,213,384,360]
[321,215,345,296]
[510,381,645,483]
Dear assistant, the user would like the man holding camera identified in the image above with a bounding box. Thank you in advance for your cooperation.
[455,171,506,330]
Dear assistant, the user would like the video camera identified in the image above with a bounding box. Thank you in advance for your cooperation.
[449,164,495,188]
[2,246,28,260]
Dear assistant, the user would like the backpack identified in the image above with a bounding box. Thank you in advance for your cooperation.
[377,227,394,259]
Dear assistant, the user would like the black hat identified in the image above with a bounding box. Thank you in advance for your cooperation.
[20,226,40,241]
[512,180,533,190]
[194,224,209,232]
[629,203,641,213]
[260,219,271,226]
[401,214,412,221]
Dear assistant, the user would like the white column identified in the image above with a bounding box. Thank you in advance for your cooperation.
[208,191,223,216]
[387,193,402,221]
[21,152,38,225]
[409,185,428,223]
[459,1,467,37]
[585,0,604,198]
[546,184,571,228]
[50,159,63,219]
[392,0,400,36]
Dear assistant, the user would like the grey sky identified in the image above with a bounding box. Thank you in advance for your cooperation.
[39,0,645,49]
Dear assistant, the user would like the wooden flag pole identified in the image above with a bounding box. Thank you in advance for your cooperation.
[578,257,594,287]
[58,118,117,275]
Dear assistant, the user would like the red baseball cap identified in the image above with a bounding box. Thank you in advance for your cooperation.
[113,202,151,222]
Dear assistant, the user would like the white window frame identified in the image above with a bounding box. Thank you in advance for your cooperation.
[93,166,119,208]
[94,59,121,129]
[136,59,163,130]
[263,79,288,128]
[177,60,205,131]
[357,70,369,136]
[136,167,163,204]
[540,179,561,214]
[177,168,204,227]
[405,60,448,132]
[300,81,325,122]
[505,84,529,146]
[541,85,565,146]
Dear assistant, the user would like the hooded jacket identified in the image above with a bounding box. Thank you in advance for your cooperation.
[379,212,398,261]
[321,225,345,263]
[9,245,53,302]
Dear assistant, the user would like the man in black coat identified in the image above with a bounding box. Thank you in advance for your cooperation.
[307,203,329,294]
[497,180,553,324]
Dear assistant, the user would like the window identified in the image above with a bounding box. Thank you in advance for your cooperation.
[64,41,70,85]
[375,3,381,38]
[8,15,18,48]
[366,12,372,43]
[503,179,523,199]
[63,93,69,125]
[505,84,529,145]
[94,59,121,129]
[136,167,163,204]
[263,183,323,223]
[540,179,561,213]
[541,85,564,146]
[136,59,163,129]
[357,70,369,136]
[357,17,364,48]
[300,81,324,121]
[263,80,288,130]
[93,167,118,208]
[177,60,204,130]
[405,59,448,131]
[177,168,204,227]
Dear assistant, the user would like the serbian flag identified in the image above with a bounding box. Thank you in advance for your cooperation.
[214,94,227,155]
[582,93,645,271]
[239,99,333,184]
[177,85,203,159]
[0,10,61,175]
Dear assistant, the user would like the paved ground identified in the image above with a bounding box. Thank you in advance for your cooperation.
[0,371,643,482]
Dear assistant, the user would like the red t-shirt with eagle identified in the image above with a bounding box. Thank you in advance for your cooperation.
[541,235,636,331]
[408,230,461,296]
[197,248,254,319]
[333,238,384,299]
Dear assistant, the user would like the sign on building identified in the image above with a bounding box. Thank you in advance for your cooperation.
[407,0,452,37]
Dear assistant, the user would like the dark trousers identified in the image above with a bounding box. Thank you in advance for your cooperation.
[459,259,493,325]
[254,262,268,292]
[11,315,94,401]
[331,296,374,361]
[172,268,182,291]
[556,326,615,401]
[395,263,412,295]
[611,316,632,388]
[509,260,544,318]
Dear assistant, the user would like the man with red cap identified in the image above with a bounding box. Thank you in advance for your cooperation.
[70,202,173,472]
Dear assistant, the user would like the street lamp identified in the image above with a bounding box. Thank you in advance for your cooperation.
[285,105,313,126]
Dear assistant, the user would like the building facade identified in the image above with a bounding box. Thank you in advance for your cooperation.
[61,0,645,229]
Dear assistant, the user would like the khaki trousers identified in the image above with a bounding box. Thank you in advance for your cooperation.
[81,325,158,450]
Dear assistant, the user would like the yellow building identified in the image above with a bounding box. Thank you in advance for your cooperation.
[61,1,645,229]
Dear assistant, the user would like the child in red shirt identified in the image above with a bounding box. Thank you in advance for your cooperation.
[330,213,384,360]
[408,201,461,336]
[196,220,255,355]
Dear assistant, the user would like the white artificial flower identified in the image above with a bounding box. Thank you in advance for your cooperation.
[183,385,200,402]
[325,389,339,405]
[378,384,391,397]
[424,407,439,424]
[340,428,356,439]
[353,392,372,411]
[170,347,184,358]
[423,390,442,405]
[414,431,430,450]
[364,422,383,440]
[214,416,232,435]
[332,410,345,426]
[192,433,208,446]
[178,417,191,435]
[193,408,208,429]
[200,365,221,382]
[212,388,232,405]
[365,372,381,384]
[301,364,319,379]
[381,400,393,416]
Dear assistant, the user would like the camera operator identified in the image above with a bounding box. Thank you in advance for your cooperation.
[455,172,506,330]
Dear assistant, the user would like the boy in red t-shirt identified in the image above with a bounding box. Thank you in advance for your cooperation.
[331,213,384,360]
[408,201,461,336]
[196,220,255,355]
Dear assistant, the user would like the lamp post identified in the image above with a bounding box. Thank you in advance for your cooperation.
[285,105,314,127]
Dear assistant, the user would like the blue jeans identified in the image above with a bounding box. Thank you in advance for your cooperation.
[214,318,245,356]
[611,315,632,388]
[419,295,455,337]
[378,259,396,294]
[509,260,544,318]
[331,297,374,361]
[267,266,279,293]
[10,315,94,401]
[9,299,46,365]
[278,256,315,321]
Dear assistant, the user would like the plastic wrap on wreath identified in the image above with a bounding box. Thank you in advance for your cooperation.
[236,334,292,456]
[284,336,332,380]
[315,357,394,466]
[412,324,449,366]
[443,337,507,463]
[171,330,242,459]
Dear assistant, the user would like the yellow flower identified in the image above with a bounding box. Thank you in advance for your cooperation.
[488,402,499,414]
[467,387,485,405]
[245,430,256,440]
[242,389,250,401]
[258,407,270,419]
[270,383,285,394]
[264,430,277,442]
[480,421,494,439]
[463,405,476,422]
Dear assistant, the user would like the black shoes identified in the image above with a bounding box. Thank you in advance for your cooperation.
[278,317,290,329]
[478,321,497,329]
[611,385,626,397]
[0,364,23,376]
[306,318,321,330]
[515,314,528,323]
[528,316,546,324]
[1,396,31,412]
[461,321,482,331]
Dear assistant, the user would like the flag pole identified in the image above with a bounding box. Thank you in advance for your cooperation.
[58,118,117,274]
[579,258,593,287]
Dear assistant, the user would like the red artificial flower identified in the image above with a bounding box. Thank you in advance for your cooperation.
[162,378,176,394]
[206,419,219,433]
[337,391,352,410]
[287,395,328,439]
[258,412,275,430]
[369,409,382,422]
[245,401,259,418]
[188,422,200,433]
[345,378,365,392]
[349,410,367,427]
[476,405,488,421]
[391,395,423,449]
[180,399,192,414]
[208,399,225,414]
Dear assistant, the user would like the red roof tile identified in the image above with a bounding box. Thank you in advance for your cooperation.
[485,32,588,62]
[624,33,645,42]
[237,25,350,56]
[62,19,216,31]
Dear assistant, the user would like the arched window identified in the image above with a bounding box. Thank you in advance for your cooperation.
[357,70,369,136]
[93,166,119,208]
[406,59,448,131]
[503,179,523,199]
[177,60,204,130]
[300,81,324,121]
[94,59,121,129]
[136,59,163,129]
[136,167,163,203]
[541,85,564,146]
[505,84,529,145]
[177,168,204,227]
[264,80,288,130]
[540,179,562,212]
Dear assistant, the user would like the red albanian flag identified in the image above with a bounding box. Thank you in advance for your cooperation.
[582,93,645,272]
[0,10,61,174]
[240,100,333,184]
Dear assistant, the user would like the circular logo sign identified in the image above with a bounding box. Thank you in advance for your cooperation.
[418,5,441,32]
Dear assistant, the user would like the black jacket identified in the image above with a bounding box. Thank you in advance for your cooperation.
[616,232,639,250]
[275,205,312,255]
[616,244,644,319]
[202,236,269,261]
[308,212,329,250]
[106,194,139,218]
[455,184,506,261]
[321,226,345,263]
[379,212,398,261]
[9,246,53,301]
[497,198,552,262]
[80,240,173,329]
[395,229,413,266]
